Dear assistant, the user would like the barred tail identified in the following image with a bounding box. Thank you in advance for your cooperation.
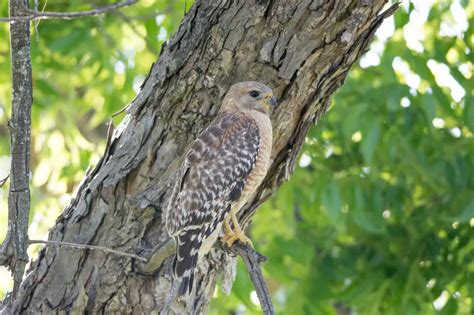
[173,230,201,296]
[175,268,195,296]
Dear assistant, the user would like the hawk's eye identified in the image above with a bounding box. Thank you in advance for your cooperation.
[249,90,260,98]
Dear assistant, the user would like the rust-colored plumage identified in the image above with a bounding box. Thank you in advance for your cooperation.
[165,81,276,296]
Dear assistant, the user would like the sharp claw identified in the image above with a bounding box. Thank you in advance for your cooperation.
[222,231,253,248]
[221,211,253,247]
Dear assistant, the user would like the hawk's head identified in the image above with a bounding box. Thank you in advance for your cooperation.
[222,81,277,114]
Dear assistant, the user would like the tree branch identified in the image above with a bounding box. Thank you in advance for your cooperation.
[0,0,137,22]
[28,239,147,262]
[230,242,274,315]
[0,0,33,298]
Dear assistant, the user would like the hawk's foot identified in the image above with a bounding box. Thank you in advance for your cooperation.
[221,217,253,248]
[222,229,253,248]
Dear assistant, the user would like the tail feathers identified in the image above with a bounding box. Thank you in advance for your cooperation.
[161,231,202,314]
[177,269,195,296]
[173,231,201,296]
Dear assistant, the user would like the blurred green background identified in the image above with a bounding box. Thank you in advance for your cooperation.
[0,1,472,314]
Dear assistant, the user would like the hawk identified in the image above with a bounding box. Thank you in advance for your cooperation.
[165,81,276,296]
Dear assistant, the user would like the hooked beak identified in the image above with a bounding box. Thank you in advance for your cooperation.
[265,94,277,107]
[269,96,277,106]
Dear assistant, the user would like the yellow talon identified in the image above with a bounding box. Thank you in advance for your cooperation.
[221,210,253,247]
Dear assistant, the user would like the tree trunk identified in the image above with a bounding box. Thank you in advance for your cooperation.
[1,0,32,298]
[2,0,397,313]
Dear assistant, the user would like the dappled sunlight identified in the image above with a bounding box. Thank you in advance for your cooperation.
[427,59,465,102]
[392,56,422,90]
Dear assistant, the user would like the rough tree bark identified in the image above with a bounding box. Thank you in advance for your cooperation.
[2,0,397,313]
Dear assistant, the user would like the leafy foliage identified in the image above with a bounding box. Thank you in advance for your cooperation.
[1,1,472,314]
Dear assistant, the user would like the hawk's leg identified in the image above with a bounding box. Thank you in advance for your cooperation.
[222,209,253,247]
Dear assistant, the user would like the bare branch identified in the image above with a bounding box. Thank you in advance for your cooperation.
[0,0,33,298]
[230,242,274,315]
[29,239,147,262]
[0,0,137,22]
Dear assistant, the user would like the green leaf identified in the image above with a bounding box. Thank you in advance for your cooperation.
[464,92,474,131]
[360,120,381,164]
[394,9,410,29]
[455,199,474,223]
[321,181,343,225]
[422,94,436,125]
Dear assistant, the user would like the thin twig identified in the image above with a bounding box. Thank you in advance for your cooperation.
[0,0,137,22]
[29,239,147,262]
[230,242,274,315]
[0,174,9,187]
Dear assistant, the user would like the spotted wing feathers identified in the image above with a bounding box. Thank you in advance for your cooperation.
[165,113,260,295]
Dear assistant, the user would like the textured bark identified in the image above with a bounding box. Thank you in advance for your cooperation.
[0,0,32,298]
[2,0,397,313]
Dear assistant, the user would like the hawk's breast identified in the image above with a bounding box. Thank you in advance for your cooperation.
[233,109,273,212]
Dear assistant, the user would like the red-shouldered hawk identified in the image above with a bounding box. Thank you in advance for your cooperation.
[165,81,276,296]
